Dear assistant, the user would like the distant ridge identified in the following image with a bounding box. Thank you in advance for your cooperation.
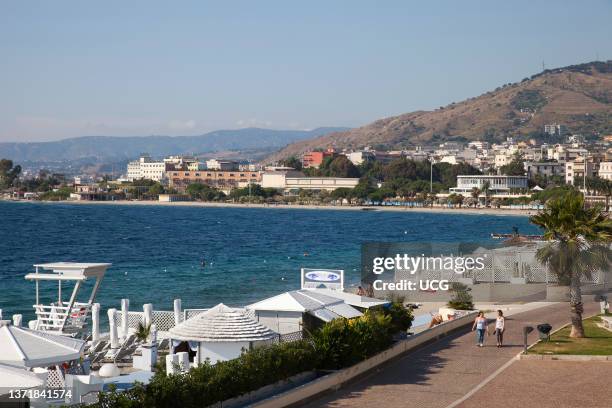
[266,61,612,162]
[0,127,349,162]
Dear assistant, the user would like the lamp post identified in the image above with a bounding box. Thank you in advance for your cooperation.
[430,159,434,193]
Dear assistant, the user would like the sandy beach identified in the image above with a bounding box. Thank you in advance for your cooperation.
[8,199,536,217]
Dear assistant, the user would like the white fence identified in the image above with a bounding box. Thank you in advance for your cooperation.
[109,304,256,334]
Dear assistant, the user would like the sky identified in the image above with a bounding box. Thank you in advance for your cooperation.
[0,1,611,142]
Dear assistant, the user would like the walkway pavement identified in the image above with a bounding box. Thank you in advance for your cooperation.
[303,301,602,408]
[457,360,612,408]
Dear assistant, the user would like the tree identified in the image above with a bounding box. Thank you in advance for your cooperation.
[481,181,491,206]
[326,156,360,178]
[147,182,165,198]
[499,152,525,176]
[0,159,22,189]
[471,187,481,206]
[530,191,612,338]
[279,156,302,170]
[186,183,226,201]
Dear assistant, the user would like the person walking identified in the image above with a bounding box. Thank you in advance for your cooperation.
[472,311,488,347]
[494,310,505,347]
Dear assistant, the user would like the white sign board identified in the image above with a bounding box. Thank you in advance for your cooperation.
[301,268,344,291]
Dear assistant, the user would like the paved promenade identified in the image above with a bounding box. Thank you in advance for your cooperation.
[303,301,603,408]
[458,360,612,408]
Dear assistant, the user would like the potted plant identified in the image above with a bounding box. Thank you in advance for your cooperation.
[135,322,151,343]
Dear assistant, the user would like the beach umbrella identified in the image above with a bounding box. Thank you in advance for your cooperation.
[0,321,85,368]
[0,364,45,389]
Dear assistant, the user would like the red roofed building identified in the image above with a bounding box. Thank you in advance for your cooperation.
[302,148,337,168]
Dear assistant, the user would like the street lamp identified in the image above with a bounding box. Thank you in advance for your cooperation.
[430,158,434,193]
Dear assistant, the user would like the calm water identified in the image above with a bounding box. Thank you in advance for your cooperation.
[0,201,539,321]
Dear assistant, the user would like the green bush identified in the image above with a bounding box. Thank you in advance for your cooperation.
[311,311,394,370]
[385,302,414,333]
[446,283,474,310]
[94,340,317,408]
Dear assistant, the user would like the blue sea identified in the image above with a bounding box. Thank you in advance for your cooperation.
[0,201,539,322]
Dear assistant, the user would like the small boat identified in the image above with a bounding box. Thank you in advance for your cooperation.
[490,233,543,240]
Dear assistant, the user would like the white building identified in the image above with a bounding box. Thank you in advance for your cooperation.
[126,155,167,181]
[598,162,612,181]
[468,141,489,150]
[247,290,362,334]
[450,175,528,194]
[544,124,567,137]
[261,171,359,193]
[346,151,375,165]
[565,157,597,185]
[206,159,239,171]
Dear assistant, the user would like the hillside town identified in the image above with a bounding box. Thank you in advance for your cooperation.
[1,124,612,209]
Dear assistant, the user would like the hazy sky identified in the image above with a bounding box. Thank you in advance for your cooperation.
[1,1,610,142]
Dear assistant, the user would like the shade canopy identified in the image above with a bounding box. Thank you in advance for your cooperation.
[0,321,85,368]
[0,364,45,390]
[169,303,276,343]
[26,262,111,281]
[247,290,363,320]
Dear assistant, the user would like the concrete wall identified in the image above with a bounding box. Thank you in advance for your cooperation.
[255,310,302,334]
[261,173,287,188]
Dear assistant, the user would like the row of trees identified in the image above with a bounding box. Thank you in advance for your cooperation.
[0,159,21,189]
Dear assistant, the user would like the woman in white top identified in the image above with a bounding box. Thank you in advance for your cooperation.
[494,310,505,347]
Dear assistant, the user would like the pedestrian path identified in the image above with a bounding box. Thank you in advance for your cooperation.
[303,301,602,408]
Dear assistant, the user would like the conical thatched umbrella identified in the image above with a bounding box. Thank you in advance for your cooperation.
[169,304,276,364]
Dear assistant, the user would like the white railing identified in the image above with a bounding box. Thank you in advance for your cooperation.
[34,303,92,331]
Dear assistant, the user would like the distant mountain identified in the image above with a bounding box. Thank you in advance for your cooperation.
[266,61,612,162]
[0,127,348,162]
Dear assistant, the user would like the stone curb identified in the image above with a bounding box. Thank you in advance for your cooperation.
[520,353,612,361]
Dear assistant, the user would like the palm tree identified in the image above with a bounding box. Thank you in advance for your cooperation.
[471,187,481,206]
[530,191,612,337]
[481,182,491,207]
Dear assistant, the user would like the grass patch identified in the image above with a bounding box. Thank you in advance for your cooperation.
[529,315,612,355]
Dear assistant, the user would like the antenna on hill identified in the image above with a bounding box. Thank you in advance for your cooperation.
[542,60,546,72]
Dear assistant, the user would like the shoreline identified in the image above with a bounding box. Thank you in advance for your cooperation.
[2,198,535,217]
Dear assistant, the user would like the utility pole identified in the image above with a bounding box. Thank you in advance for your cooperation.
[430,159,433,193]
[583,156,587,194]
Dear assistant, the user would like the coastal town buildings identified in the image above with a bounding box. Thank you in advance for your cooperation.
[127,155,168,181]
[167,170,261,191]
[260,171,359,194]
[565,156,598,185]
[346,151,375,165]
[544,123,568,137]
[205,159,239,171]
[450,175,528,194]
[523,161,565,179]
[598,161,612,181]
